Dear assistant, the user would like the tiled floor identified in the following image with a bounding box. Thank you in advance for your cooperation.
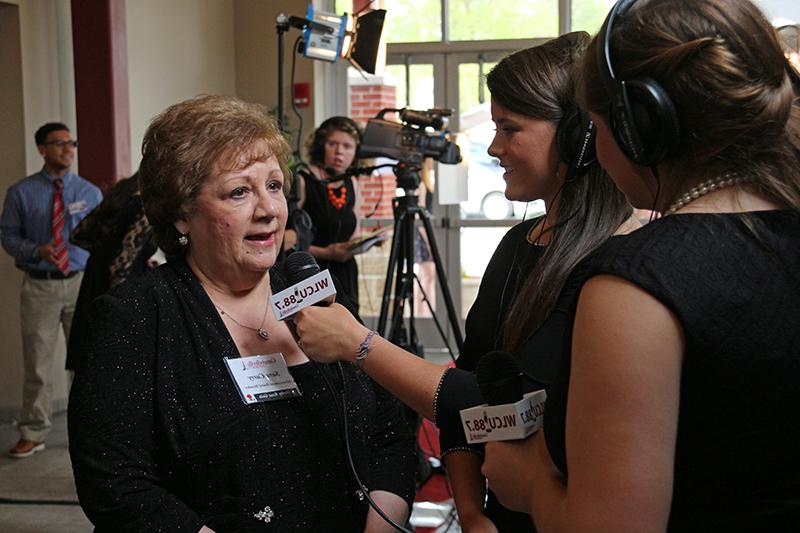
[0,412,92,533]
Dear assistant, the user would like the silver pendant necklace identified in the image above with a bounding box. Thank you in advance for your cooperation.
[205,287,271,341]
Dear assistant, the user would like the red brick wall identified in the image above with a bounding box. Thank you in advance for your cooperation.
[351,84,397,219]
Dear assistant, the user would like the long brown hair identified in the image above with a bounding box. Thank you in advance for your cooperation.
[491,32,632,352]
[580,0,800,210]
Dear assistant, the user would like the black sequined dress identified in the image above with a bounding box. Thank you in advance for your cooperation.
[68,258,416,532]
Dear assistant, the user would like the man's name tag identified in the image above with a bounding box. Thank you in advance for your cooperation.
[270,270,336,321]
[67,200,88,215]
[224,353,301,404]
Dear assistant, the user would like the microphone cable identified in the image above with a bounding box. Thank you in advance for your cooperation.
[312,361,414,533]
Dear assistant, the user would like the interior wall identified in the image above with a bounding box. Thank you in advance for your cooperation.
[0,1,27,419]
[234,0,319,154]
[126,0,237,171]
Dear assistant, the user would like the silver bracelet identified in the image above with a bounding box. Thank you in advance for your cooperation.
[355,330,377,365]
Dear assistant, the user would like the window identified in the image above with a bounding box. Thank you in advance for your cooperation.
[377,0,617,44]
[571,0,618,34]
[382,0,442,43]
[449,0,558,41]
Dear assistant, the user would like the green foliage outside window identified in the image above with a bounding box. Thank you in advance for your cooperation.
[449,0,558,40]
[383,0,443,43]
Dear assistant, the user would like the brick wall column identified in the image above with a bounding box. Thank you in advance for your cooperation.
[351,83,397,219]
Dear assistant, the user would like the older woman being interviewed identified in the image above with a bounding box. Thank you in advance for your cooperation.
[68,95,415,532]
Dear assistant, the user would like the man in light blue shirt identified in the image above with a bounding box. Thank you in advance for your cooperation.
[0,123,102,458]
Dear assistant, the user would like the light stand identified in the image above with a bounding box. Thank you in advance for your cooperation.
[275,6,386,133]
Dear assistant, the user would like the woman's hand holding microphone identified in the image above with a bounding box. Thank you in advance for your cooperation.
[293,303,370,364]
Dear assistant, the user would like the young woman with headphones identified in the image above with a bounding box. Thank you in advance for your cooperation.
[294,33,636,531]
[298,116,364,312]
[482,1,800,531]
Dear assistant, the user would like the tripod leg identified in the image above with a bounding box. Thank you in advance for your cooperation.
[377,209,407,335]
[418,210,464,351]
[412,273,457,361]
[387,208,422,354]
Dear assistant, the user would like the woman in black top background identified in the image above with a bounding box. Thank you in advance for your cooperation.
[67,172,158,374]
[482,0,800,531]
[297,116,363,312]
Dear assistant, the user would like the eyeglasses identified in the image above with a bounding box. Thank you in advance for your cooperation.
[45,140,78,149]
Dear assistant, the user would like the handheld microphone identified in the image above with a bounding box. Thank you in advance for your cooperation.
[284,251,322,283]
[271,252,336,320]
[459,351,546,444]
[476,351,525,405]
[285,251,336,308]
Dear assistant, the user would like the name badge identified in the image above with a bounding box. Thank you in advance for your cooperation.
[224,353,301,404]
[67,200,88,215]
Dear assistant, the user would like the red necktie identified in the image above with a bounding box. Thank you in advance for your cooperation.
[52,178,69,274]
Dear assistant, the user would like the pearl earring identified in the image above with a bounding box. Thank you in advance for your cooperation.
[178,234,189,246]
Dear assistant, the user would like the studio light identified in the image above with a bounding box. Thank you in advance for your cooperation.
[345,8,387,74]
[299,4,387,74]
[275,4,387,132]
[300,5,347,63]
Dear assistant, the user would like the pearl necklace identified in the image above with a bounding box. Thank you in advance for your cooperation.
[664,173,748,215]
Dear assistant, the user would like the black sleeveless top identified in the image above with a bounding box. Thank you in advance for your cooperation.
[544,210,800,532]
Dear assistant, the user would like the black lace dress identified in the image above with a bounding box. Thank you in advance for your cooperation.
[545,210,800,532]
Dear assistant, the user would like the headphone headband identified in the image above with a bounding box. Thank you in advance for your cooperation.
[595,0,680,167]
[598,0,636,84]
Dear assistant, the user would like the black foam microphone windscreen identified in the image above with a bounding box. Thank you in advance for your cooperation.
[475,351,524,406]
[284,251,321,283]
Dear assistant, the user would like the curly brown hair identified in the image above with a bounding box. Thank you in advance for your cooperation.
[139,95,292,256]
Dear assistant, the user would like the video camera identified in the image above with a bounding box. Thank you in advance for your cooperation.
[358,108,462,174]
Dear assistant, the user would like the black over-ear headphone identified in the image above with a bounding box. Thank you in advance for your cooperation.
[596,0,680,166]
[556,106,597,179]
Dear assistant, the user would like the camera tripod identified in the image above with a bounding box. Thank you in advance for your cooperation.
[376,163,464,359]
